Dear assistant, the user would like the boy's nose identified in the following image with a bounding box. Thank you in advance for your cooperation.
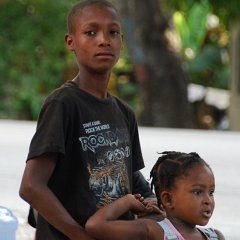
[98,32,110,46]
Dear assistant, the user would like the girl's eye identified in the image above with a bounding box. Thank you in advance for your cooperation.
[193,190,202,195]
[209,190,215,196]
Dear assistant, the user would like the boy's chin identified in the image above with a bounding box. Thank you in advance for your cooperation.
[91,65,114,74]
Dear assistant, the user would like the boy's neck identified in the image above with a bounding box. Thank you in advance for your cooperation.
[73,72,110,99]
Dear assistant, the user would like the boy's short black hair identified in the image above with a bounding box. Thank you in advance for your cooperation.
[67,0,119,34]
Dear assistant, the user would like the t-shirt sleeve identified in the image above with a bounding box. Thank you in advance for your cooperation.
[130,113,145,172]
[132,171,155,198]
[27,99,67,160]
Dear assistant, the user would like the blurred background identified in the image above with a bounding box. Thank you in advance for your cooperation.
[0,0,240,239]
[0,0,239,131]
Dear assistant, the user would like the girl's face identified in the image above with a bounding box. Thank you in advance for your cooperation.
[169,164,215,226]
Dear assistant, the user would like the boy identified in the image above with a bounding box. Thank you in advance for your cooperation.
[19,1,157,239]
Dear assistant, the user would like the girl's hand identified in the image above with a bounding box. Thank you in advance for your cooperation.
[125,194,151,215]
[133,194,165,218]
[127,194,160,216]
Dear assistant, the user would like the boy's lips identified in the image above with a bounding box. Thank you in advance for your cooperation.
[95,52,114,59]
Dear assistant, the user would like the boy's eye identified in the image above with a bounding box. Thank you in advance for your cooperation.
[85,31,96,36]
[110,30,120,35]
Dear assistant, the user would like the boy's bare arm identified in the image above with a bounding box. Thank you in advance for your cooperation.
[19,152,94,240]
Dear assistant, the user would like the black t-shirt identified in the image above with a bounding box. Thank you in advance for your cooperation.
[27,81,144,239]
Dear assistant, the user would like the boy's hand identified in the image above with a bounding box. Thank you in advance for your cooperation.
[133,193,145,203]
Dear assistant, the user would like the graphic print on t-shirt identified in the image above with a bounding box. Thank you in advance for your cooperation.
[79,120,131,208]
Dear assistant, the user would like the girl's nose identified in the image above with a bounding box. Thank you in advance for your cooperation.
[203,193,212,204]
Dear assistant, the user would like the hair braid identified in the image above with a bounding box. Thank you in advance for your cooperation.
[150,151,211,207]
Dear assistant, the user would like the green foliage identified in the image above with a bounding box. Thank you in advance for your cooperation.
[111,50,139,111]
[209,0,240,23]
[0,0,137,120]
[0,0,76,119]
[188,45,229,89]
[165,0,240,22]
[172,1,230,89]
[0,0,235,120]
[174,2,210,54]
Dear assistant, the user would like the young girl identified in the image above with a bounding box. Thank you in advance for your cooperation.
[86,151,225,240]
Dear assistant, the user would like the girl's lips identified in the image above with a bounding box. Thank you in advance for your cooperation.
[202,210,212,218]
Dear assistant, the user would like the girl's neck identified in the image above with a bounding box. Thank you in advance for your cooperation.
[167,216,202,239]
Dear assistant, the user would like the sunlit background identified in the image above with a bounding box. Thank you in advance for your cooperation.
[0,0,239,130]
[0,0,240,239]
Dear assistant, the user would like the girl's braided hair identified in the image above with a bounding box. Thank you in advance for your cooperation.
[150,151,211,208]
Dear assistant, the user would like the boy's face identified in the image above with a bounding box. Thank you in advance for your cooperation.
[65,4,123,74]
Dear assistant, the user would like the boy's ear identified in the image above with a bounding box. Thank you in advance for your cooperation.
[161,191,174,209]
[64,34,74,51]
[121,34,124,41]
[121,34,124,49]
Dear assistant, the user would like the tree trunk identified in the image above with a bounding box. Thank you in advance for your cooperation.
[229,20,240,131]
[115,0,193,128]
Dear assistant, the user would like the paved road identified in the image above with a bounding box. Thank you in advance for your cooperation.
[1,120,240,239]
[139,127,240,239]
[0,120,36,239]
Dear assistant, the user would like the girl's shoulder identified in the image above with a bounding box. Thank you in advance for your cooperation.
[213,229,225,240]
[157,218,185,240]
[198,227,225,240]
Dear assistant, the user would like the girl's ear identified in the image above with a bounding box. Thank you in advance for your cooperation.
[64,34,75,51]
[160,191,174,209]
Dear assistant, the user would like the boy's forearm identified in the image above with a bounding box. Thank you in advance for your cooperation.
[19,155,94,239]
[21,185,93,239]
